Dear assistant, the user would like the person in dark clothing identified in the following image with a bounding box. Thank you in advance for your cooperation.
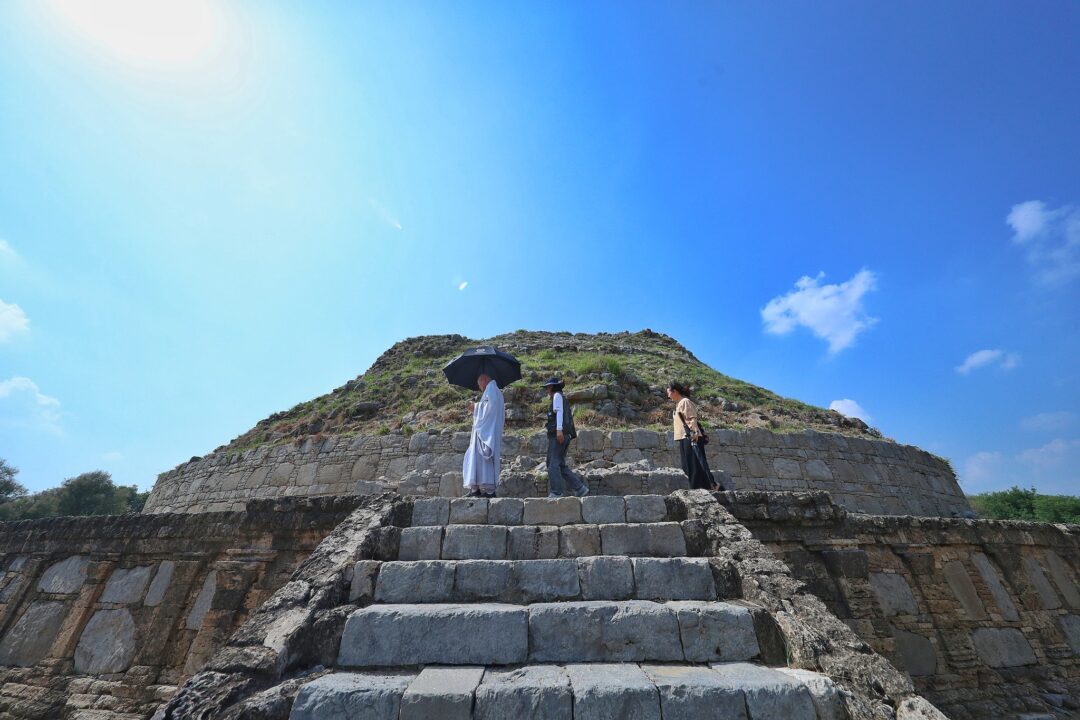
[543,378,589,498]
[666,381,719,491]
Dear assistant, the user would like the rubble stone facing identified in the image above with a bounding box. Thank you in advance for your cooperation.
[0,495,369,720]
[145,428,968,518]
[720,489,1080,720]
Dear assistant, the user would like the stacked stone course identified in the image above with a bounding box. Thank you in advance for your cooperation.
[720,490,1080,719]
[0,496,363,719]
[145,428,968,518]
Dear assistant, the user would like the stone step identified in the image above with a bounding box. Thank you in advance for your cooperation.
[337,601,759,668]
[371,557,721,604]
[289,662,843,720]
[398,521,696,562]
[411,495,673,527]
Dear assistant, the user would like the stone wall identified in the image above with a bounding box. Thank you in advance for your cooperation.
[720,490,1080,720]
[0,496,362,719]
[145,428,969,517]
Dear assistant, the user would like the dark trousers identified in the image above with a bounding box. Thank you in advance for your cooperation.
[547,434,587,497]
[678,438,716,490]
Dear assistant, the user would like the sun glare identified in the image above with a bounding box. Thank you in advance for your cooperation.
[42,0,226,70]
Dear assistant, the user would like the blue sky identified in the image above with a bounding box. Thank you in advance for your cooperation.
[1,1,1078,496]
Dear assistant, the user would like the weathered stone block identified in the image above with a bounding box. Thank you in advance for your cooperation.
[943,561,987,620]
[971,552,1019,621]
[144,561,174,607]
[775,668,845,720]
[508,526,559,560]
[581,496,625,524]
[600,523,687,557]
[566,663,660,720]
[412,498,450,526]
[578,556,634,600]
[576,429,605,452]
[773,458,802,479]
[528,600,682,662]
[971,628,1037,667]
[892,627,937,677]
[559,525,602,558]
[1044,551,1080,609]
[101,565,155,605]
[74,609,137,674]
[375,561,454,603]
[350,560,381,602]
[632,558,716,601]
[625,495,667,523]
[400,666,484,720]
[454,560,512,599]
[670,601,759,662]
[709,662,816,720]
[291,672,415,720]
[398,527,443,561]
[1023,555,1062,610]
[488,498,524,525]
[38,556,90,594]
[869,572,920,617]
[513,559,580,601]
[449,498,488,524]
[442,526,507,560]
[523,497,582,525]
[475,665,572,720]
[641,664,747,719]
[339,604,528,667]
[0,601,68,667]
[186,571,217,630]
[1059,614,1080,655]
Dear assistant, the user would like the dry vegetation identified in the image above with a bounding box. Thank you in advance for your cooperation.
[216,330,879,453]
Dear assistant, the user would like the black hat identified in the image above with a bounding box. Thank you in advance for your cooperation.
[542,377,565,390]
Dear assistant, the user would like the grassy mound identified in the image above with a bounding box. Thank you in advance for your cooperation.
[215,330,877,453]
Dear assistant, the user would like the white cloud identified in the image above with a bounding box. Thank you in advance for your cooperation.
[955,349,1021,374]
[458,281,468,291]
[102,451,124,463]
[1006,200,1080,286]
[1020,411,1075,432]
[1017,438,1080,470]
[961,451,1004,490]
[0,299,30,342]
[829,398,871,423]
[0,376,62,432]
[761,269,878,354]
[0,239,16,258]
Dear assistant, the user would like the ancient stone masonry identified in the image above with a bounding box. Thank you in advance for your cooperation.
[156,490,947,720]
[720,490,1080,720]
[0,496,364,720]
[145,428,968,518]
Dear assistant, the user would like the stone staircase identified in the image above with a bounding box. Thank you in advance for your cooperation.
[288,495,846,719]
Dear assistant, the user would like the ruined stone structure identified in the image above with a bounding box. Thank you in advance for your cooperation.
[0,332,1075,719]
[145,428,967,518]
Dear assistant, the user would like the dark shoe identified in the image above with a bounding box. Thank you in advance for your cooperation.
[483,491,497,499]
[572,486,590,498]
[467,488,483,498]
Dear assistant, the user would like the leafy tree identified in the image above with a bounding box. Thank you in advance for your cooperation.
[970,486,1080,524]
[0,459,28,503]
[970,486,1037,521]
[56,471,128,517]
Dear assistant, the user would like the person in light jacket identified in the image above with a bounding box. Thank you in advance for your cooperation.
[543,378,589,498]
[666,381,718,490]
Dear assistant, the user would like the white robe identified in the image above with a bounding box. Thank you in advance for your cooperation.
[463,381,504,490]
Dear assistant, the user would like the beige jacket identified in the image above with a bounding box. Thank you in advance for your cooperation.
[672,397,702,440]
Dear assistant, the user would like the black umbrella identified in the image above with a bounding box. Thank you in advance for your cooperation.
[442,346,522,391]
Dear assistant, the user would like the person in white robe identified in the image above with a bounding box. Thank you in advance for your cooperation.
[463,373,505,497]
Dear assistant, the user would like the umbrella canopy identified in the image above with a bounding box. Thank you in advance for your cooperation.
[443,346,522,391]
